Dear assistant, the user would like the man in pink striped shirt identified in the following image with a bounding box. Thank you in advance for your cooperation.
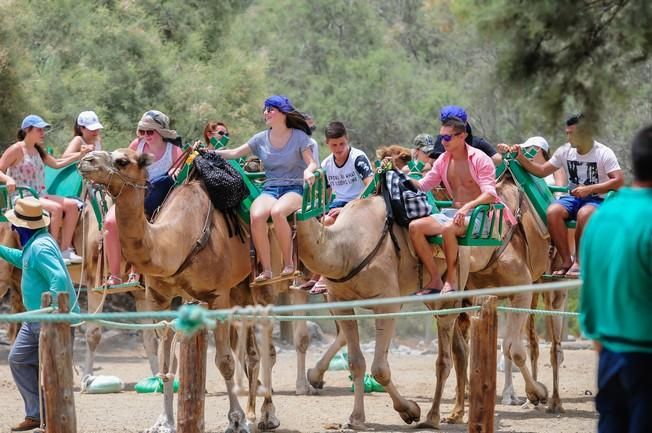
[408,117,510,295]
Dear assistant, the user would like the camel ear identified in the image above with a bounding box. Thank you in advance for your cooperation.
[137,153,153,169]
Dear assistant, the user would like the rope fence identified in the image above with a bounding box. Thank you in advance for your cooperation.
[0,280,581,333]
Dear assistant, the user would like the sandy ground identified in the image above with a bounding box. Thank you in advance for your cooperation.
[0,329,598,433]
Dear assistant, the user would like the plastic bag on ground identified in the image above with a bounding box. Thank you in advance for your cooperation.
[328,351,349,371]
[81,375,124,394]
[134,376,180,393]
[349,373,386,393]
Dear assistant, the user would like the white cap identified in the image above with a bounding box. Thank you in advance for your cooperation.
[77,111,104,131]
[520,136,549,152]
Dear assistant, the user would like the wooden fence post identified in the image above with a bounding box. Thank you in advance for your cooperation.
[468,295,498,433]
[177,303,209,433]
[40,292,77,433]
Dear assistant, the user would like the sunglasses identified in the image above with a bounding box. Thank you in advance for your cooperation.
[440,132,463,142]
[138,129,156,137]
[212,130,229,137]
[263,106,278,114]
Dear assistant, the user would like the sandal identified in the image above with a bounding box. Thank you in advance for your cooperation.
[254,270,272,282]
[298,279,318,291]
[309,280,328,295]
[127,272,141,284]
[280,265,295,277]
[412,287,442,296]
[105,274,123,287]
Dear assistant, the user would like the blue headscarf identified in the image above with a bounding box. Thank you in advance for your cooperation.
[12,225,39,247]
[264,95,295,114]
[439,105,468,123]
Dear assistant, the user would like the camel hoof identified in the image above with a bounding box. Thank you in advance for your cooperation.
[258,400,280,431]
[416,420,440,430]
[546,400,565,414]
[307,367,325,389]
[502,393,526,406]
[442,412,464,424]
[397,399,421,424]
[144,416,176,433]
[226,411,251,433]
[526,381,548,406]
[344,420,366,430]
[296,382,318,396]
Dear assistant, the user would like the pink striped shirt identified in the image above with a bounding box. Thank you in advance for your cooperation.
[418,145,516,224]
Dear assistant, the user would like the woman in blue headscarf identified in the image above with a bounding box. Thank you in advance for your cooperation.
[216,95,317,282]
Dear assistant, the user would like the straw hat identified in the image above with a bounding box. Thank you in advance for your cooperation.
[4,197,50,229]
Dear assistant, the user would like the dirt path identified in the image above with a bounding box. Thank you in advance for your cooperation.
[0,331,597,433]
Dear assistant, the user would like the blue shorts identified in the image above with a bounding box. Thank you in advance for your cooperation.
[328,199,350,210]
[261,184,303,199]
[554,195,603,219]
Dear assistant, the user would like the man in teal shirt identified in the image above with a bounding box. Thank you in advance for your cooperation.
[0,197,79,431]
[579,126,652,433]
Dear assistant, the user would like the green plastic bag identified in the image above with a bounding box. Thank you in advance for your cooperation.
[328,351,349,371]
[134,376,179,394]
[349,373,385,393]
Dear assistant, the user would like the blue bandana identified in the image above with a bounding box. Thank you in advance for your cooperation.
[12,225,38,247]
[440,105,468,123]
[264,95,295,114]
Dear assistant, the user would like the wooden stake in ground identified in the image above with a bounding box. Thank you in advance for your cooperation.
[468,295,498,433]
[40,292,77,433]
[177,303,208,433]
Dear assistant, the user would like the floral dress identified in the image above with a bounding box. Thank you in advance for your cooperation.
[7,148,46,199]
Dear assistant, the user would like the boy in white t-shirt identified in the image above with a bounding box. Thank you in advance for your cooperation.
[512,114,624,276]
[302,121,374,294]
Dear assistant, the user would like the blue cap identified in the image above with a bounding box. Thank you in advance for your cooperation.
[439,105,467,123]
[21,114,51,130]
[264,95,295,114]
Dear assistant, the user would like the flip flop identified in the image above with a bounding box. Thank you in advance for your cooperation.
[309,281,328,295]
[254,270,272,282]
[412,287,442,296]
[297,279,317,291]
[565,265,581,278]
[551,265,572,276]
[280,265,295,277]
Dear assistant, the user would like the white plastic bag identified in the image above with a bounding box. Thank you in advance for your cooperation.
[81,374,124,394]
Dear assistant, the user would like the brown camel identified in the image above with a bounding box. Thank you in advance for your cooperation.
[296,194,474,429]
[0,223,23,341]
[297,171,551,429]
[79,148,262,433]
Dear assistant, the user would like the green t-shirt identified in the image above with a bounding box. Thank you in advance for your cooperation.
[579,187,652,353]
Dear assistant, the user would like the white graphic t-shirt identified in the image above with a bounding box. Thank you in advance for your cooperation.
[321,147,373,203]
[549,141,620,197]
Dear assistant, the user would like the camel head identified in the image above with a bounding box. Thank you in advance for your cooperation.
[78,149,152,196]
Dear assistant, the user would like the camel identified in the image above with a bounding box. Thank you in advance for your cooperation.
[295,170,551,429]
[0,192,160,380]
[79,148,288,433]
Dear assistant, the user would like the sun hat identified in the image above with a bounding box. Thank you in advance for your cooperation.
[4,197,50,229]
[520,136,549,152]
[21,115,51,130]
[136,110,177,140]
[77,111,104,131]
[264,95,295,114]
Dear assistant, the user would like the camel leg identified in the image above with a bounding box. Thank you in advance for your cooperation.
[334,307,367,430]
[418,312,457,429]
[258,318,281,431]
[214,319,251,433]
[134,291,160,375]
[504,293,548,406]
[501,346,525,406]
[307,322,346,390]
[545,290,567,414]
[82,290,104,378]
[370,307,421,425]
[527,294,540,381]
[290,289,316,395]
[443,315,469,424]
[146,325,176,433]
[244,324,260,424]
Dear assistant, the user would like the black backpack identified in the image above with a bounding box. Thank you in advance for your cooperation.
[380,169,433,227]
[192,150,248,240]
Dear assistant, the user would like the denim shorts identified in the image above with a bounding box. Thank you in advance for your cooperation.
[328,199,350,210]
[261,184,304,199]
[554,195,603,219]
[431,207,490,237]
